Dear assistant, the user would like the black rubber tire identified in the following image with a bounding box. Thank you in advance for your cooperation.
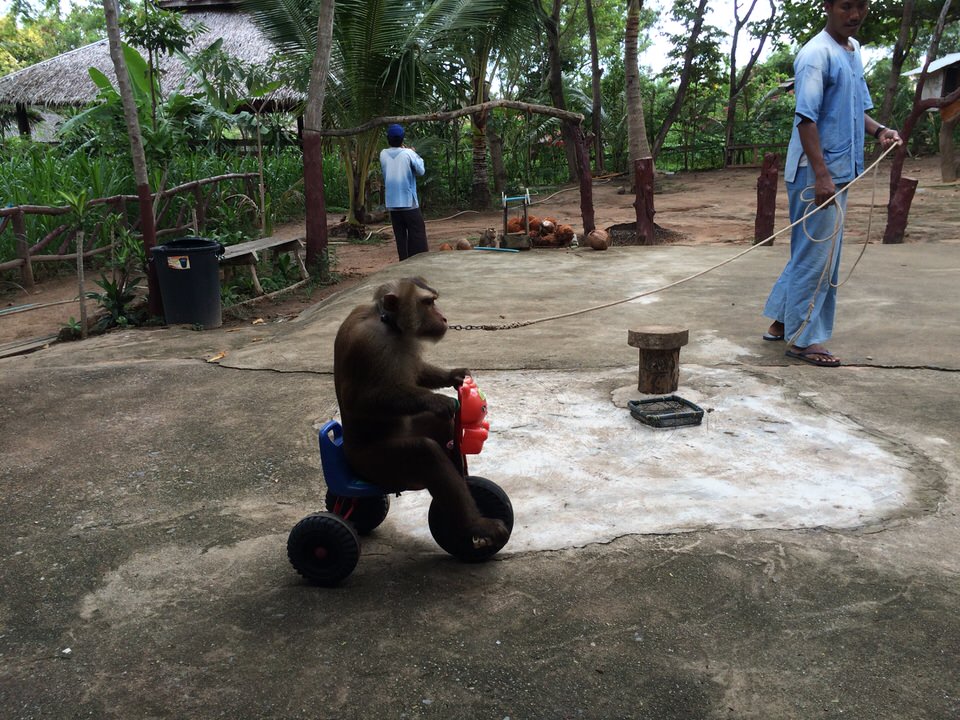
[428,476,514,562]
[287,513,360,586]
[325,492,391,535]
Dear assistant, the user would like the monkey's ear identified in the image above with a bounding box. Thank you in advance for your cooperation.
[381,292,401,313]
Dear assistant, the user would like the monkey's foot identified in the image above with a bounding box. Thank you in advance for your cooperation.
[468,518,508,549]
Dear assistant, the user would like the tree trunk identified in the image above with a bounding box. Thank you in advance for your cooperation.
[574,127,595,234]
[485,117,508,197]
[652,0,708,159]
[625,0,652,169]
[724,0,776,166]
[303,0,335,278]
[585,0,604,173]
[470,110,492,210]
[882,176,918,244]
[102,0,160,317]
[633,158,656,244]
[880,0,916,125]
[544,0,580,181]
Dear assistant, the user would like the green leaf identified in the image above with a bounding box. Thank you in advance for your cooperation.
[88,67,117,93]
[121,42,151,97]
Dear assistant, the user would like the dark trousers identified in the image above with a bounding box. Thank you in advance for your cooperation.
[389,208,428,261]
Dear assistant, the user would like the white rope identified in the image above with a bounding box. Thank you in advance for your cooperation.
[454,141,902,332]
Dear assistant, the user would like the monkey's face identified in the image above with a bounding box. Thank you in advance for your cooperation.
[376,277,448,339]
[417,291,448,341]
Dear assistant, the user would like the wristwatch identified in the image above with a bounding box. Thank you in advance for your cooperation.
[874,125,887,139]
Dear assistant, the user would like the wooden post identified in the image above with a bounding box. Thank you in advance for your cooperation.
[627,325,689,394]
[16,103,31,137]
[633,158,656,244]
[940,115,958,183]
[882,175,919,244]
[754,153,780,245]
[12,209,34,289]
[77,231,88,339]
[574,126,596,235]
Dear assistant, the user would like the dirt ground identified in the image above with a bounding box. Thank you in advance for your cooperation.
[1,155,955,347]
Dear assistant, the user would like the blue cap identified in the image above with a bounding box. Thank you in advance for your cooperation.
[386,124,405,140]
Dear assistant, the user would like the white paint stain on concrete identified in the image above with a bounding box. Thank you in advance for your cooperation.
[384,367,912,553]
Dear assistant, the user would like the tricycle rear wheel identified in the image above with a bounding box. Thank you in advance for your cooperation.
[325,492,390,535]
[287,513,360,586]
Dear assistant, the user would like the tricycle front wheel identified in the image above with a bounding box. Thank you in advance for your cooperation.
[428,476,514,562]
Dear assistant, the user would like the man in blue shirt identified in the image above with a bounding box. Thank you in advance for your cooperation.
[380,124,428,261]
[763,0,900,366]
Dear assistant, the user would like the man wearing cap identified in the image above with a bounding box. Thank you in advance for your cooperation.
[380,124,428,261]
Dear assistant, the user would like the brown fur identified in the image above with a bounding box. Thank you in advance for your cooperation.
[333,278,508,545]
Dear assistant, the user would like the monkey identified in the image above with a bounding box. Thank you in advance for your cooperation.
[333,277,508,549]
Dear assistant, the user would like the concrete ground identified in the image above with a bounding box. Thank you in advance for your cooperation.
[1,241,958,719]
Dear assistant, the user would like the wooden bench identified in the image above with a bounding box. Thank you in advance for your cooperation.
[220,235,309,295]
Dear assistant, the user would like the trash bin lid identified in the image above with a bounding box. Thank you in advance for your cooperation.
[151,237,224,256]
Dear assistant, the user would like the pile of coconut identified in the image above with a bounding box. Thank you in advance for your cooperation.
[437,217,610,251]
[505,215,575,248]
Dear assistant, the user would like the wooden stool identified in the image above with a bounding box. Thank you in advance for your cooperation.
[627,325,689,394]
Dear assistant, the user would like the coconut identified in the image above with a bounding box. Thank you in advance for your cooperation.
[455,238,473,250]
[555,224,575,246]
[506,217,524,233]
[438,242,454,251]
[587,228,610,251]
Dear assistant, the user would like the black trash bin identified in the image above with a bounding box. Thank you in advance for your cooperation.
[151,237,225,329]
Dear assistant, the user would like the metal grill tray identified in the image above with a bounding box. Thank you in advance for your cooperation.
[628,395,704,428]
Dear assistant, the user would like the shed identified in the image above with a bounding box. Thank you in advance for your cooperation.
[0,0,301,135]
[903,51,960,122]
[903,51,960,181]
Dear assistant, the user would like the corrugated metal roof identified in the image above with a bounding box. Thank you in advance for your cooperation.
[902,52,960,77]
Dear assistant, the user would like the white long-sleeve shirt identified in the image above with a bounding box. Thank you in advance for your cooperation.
[380,147,425,210]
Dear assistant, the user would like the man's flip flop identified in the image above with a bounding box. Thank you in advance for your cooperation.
[785,347,841,367]
[762,332,784,341]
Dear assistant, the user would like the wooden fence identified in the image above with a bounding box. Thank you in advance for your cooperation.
[0,172,259,288]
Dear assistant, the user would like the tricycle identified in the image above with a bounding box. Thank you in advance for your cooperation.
[287,377,513,586]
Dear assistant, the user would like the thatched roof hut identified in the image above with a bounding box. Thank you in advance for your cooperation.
[0,0,302,114]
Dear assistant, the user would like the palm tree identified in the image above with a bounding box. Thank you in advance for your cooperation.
[242,0,505,229]
[625,0,651,163]
[437,0,540,209]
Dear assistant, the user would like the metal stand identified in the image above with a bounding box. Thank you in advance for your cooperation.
[501,189,532,250]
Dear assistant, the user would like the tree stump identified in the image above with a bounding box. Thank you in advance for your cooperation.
[754,153,780,245]
[627,325,689,394]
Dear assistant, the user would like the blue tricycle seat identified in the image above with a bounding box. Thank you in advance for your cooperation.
[318,420,388,498]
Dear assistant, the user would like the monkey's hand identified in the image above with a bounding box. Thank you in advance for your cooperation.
[448,368,471,388]
[425,391,459,419]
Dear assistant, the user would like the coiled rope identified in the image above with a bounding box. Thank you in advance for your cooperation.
[451,141,901,333]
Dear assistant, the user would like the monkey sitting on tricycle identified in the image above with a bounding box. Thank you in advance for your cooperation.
[287,277,513,586]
